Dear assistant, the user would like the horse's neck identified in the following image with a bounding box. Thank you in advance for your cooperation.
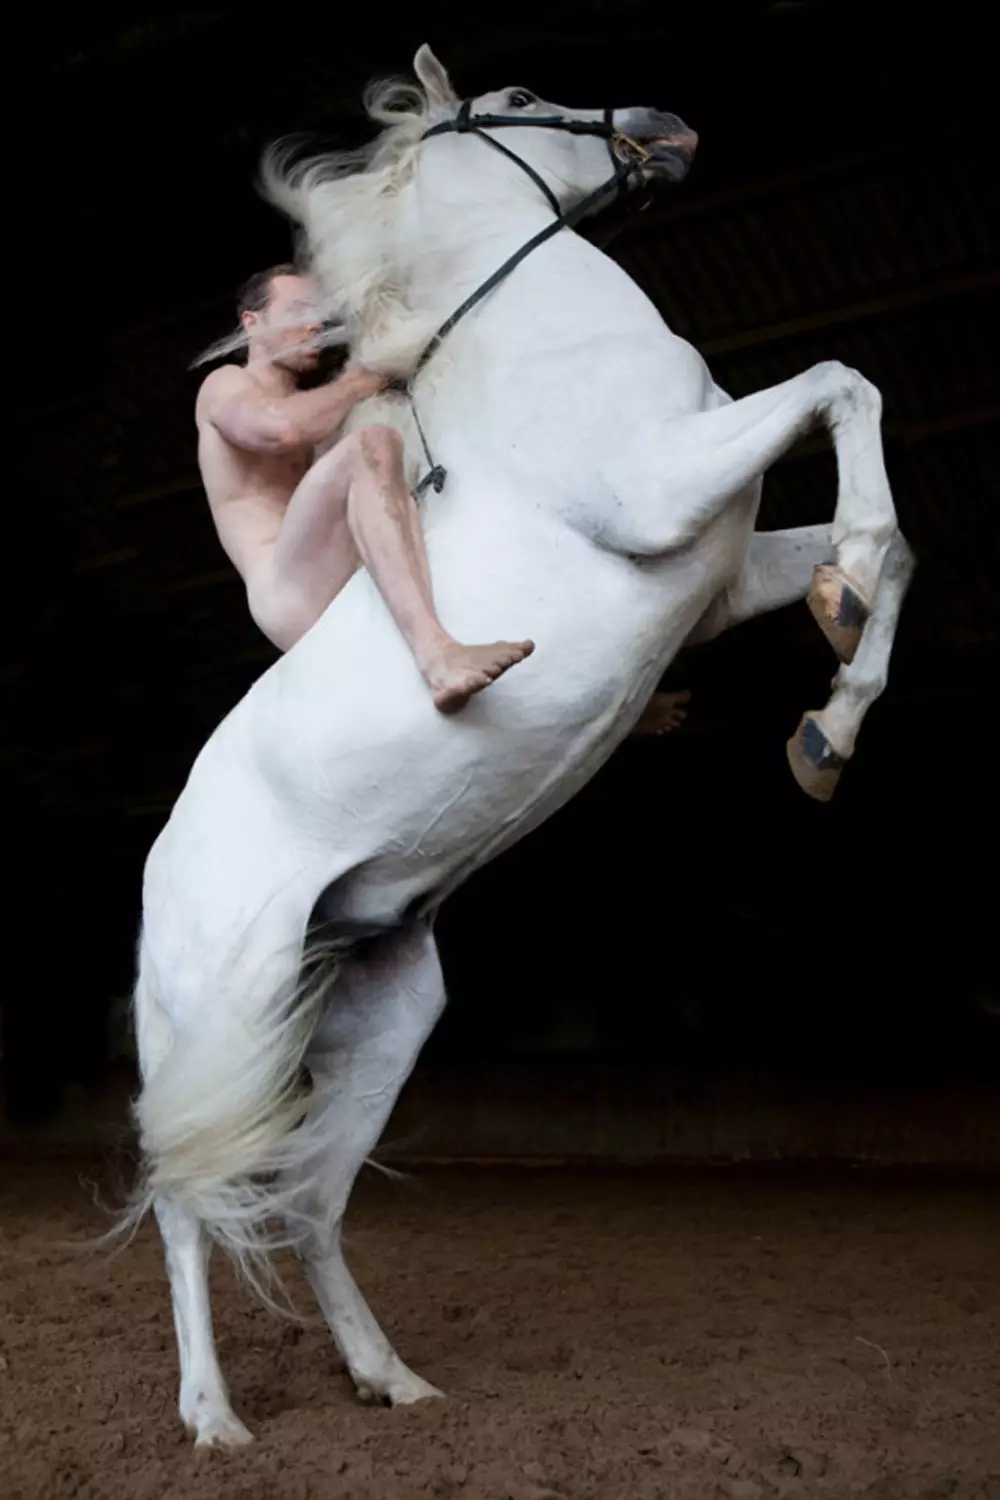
[357,188,664,374]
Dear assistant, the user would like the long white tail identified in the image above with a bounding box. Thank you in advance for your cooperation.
[125,930,340,1280]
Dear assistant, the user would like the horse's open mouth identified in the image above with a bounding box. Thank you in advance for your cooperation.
[644,131,699,181]
[648,131,699,156]
[613,130,697,172]
[612,129,696,182]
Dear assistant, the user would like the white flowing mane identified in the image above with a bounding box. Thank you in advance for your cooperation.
[259,77,445,372]
[193,77,439,372]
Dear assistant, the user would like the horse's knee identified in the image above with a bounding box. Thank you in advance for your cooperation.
[814,360,882,424]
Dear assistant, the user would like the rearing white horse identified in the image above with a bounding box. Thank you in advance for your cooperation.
[129,45,914,1445]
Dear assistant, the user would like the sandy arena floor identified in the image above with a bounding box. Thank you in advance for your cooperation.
[1,1157,998,1499]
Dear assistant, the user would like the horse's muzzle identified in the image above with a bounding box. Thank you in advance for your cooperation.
[621,108,698,182]
[646,127,698,182]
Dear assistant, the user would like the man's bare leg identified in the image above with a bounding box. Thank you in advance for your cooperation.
[250,424,534,711]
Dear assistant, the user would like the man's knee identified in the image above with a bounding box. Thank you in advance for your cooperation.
[344,423,404,477]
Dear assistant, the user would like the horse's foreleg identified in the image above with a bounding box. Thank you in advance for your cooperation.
[787,529,915,800]
[683,520,914,798]
[154,1198,253,1447]
[610,363,914,798]
[611,360,906,661]
[685,523,836,645]
[283,920,447,1406]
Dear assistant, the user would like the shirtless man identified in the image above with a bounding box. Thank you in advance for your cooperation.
[195,264,534,712]
[196,263,692,729]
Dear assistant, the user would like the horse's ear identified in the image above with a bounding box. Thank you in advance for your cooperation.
[413,45,458,110]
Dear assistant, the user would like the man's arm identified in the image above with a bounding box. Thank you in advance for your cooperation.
[198,365,386,455]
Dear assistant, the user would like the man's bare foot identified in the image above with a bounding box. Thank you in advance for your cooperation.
[425,639,535,714]
[633,689,692,737]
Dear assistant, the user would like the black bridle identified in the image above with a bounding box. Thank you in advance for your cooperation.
[403,101,652,498]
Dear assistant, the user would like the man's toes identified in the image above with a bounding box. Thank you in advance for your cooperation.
[502,640,534,667]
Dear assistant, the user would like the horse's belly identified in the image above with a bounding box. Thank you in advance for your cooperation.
[269,548,707,892]
[150,504,728,936]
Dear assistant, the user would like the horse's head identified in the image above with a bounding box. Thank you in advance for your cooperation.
[259,47,698,374]
[414,44,698,217]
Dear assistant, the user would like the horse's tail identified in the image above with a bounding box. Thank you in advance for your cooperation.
[124,929,339,1289]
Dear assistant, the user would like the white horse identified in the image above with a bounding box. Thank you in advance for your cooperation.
[129,45,914,1445]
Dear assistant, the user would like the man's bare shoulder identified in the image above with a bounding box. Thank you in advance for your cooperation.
[196,364,259,421]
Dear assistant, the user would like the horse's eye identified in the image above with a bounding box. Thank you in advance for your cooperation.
[507,89,535,109]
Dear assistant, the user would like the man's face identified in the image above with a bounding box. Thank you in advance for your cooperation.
[246,274,323,372]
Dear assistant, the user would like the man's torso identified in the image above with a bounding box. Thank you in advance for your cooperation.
[195,364,315,578]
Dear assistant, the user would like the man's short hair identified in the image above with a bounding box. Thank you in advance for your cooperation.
[236,263,298,318]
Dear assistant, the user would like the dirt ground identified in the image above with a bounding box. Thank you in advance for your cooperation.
[1,1157,998,1500]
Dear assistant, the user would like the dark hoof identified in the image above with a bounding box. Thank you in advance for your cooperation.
[786,714,846,802]
[807,564,870,665]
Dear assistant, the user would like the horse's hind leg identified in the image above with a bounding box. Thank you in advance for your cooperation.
[283,919,447,1405]
[133,965,252,1446]
[132,872,324,1446]
[154,1199,253,1447]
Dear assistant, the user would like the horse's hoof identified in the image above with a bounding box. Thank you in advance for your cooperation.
[807,564,870,665]
[389,1373,445,1406]
[189,1411,255,1448]
[786,714,846,802]
[353,1367,444,1407]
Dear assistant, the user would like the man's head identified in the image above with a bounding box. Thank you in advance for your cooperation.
[238,264,323,373]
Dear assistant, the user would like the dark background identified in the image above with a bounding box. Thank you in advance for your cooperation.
[4,3,997,1133]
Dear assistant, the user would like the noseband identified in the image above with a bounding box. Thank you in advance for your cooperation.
[403,101,651,497]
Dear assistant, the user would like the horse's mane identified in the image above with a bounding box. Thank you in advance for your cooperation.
[193,77,437,373]
[260,77,442,372]
[267,75,434,198]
